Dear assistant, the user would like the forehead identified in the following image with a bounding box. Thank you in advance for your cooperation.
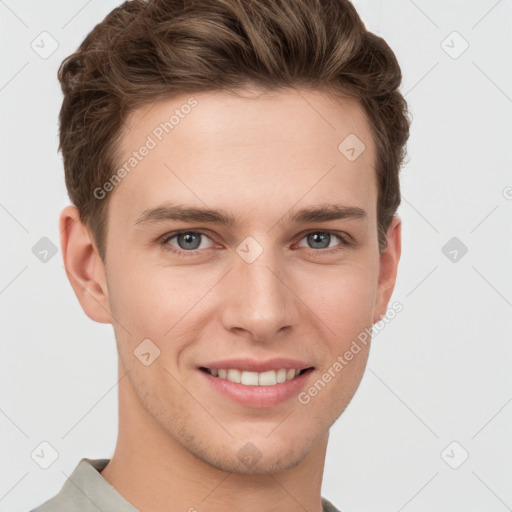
[123,87,372,151]
[111,88,377,227]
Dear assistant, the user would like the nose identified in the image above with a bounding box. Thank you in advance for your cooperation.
[219,245,300,343]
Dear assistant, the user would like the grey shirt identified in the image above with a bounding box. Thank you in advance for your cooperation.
[30,458,342,512]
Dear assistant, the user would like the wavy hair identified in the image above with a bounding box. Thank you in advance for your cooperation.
[58,0,411,261]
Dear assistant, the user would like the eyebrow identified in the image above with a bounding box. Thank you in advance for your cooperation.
[133,202,367,227]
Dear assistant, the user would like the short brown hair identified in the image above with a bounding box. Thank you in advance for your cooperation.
[58,0,411,262]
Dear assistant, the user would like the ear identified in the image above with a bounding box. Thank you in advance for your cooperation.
[373,215,401,323]
[59,205,112,324]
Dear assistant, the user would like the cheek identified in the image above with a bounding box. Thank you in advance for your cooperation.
[106,258,217,362]
[299,270,375,420]
[294,257,378,333]
[107,254,185,327]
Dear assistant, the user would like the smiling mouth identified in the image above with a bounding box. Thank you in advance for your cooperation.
[199,367,314,386]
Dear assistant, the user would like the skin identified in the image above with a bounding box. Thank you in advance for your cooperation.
[60,87,401,512]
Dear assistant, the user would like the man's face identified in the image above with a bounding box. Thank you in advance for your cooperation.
[96,88,398,473]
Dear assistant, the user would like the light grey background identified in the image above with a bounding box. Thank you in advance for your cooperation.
[1,1,511,511]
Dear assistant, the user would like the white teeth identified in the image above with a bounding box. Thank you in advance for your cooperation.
[207,368,304,386]
[258,370,277,386]
[227,369,241,383]
[276,368,287,383]
[241,371,259,386]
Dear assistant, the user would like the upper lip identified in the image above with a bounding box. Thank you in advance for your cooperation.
[199,358,314,372]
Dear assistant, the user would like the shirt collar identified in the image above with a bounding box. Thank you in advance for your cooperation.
[59,458,138,511]
[56,458,340,512]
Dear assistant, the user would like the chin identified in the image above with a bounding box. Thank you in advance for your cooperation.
[206,445,309,475]
[188,428,322,475]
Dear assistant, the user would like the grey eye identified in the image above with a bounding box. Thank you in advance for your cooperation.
[298,232,341,250]
[168,232,211,251]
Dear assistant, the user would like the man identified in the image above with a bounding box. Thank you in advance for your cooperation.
[31,0,410,510]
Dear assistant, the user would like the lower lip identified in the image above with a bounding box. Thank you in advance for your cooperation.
[199,368,314,408]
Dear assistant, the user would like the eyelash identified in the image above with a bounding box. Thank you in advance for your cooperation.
[158,229,354,257]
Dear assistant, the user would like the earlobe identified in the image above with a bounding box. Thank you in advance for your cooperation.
[373,215,402,324]
[59,205,112,324]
